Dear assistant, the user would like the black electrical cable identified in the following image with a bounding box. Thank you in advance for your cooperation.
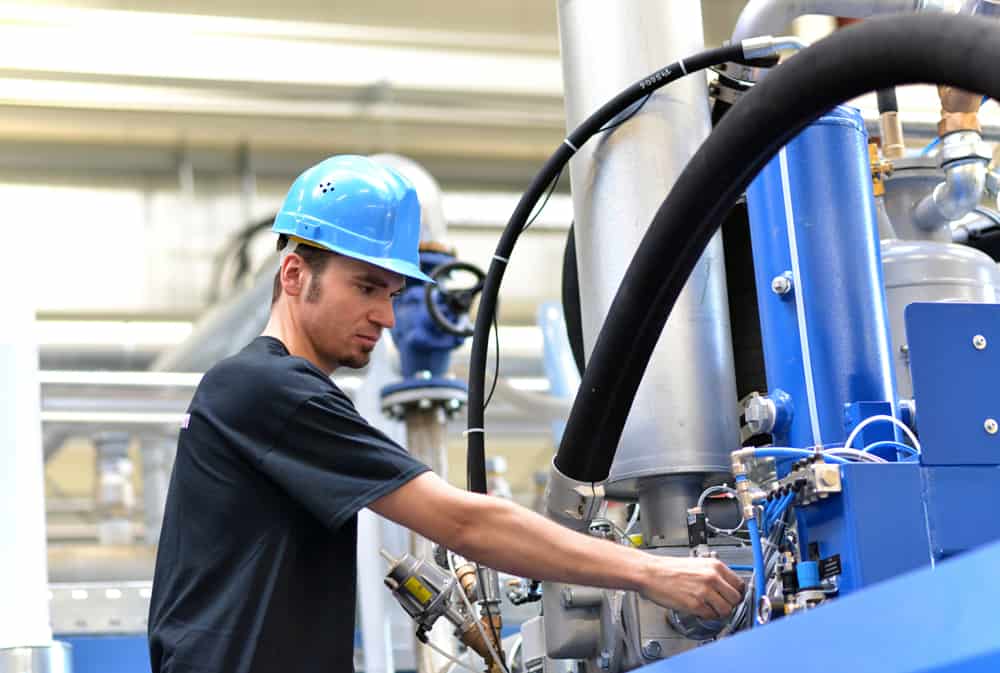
[522,168,563,233]
[876,87,899,114]
[466,41,747,494]
[483,312,500,409]
[554,14,1000,482]
[481,168,564,413]
[598,93,652,133]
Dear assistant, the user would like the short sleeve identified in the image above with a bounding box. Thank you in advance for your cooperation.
[257,392,429,530]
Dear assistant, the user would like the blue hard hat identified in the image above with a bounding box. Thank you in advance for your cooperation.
[273,154,433,283]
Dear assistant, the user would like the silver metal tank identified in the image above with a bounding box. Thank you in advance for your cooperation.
[882,239,1000,397]
[556,0,739,493]
[880,153,1000,398]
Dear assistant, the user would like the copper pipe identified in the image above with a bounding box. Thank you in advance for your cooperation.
[938,84,982,135]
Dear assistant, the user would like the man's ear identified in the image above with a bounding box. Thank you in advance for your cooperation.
[279,254,307,298]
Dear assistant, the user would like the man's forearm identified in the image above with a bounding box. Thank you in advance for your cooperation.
[452,493,651,594]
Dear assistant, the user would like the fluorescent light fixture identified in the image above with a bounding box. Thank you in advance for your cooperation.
[40,411,188,425]
[36,320,193,347]
[38,371,202,387]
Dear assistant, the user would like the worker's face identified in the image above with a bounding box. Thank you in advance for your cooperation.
[300,255,404,371]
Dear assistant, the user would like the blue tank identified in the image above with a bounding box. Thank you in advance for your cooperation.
[745,105,897,451]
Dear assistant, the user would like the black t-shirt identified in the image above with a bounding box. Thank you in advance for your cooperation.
[148,336,429,673]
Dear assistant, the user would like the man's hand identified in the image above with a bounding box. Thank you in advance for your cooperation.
[371,472,746,621]
[637,556,745,620]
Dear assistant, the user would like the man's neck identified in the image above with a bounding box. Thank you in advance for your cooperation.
[262,304,336,375]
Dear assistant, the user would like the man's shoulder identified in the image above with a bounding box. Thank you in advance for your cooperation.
[200,337,335,408]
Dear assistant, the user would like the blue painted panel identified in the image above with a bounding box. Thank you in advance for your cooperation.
[906,303,1000,466]
[796,463,929,594]
[641,540,1000,673]
[56,635,151,673]
[922,466,1000,560]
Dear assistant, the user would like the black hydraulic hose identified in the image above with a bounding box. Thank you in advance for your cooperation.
[553,14,1000,482]
[876,87,899,113]
[465,43,746,493]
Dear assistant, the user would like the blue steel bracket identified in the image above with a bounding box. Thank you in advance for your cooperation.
[645,539,1000,673]
[905,302,1000,466]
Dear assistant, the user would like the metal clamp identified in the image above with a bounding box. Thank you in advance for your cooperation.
[543,460,605,532]
[938,131,991,168]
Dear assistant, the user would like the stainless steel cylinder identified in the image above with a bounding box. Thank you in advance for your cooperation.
[882,239,1000,397]
[637,476,703,547]
[556,0,739,489]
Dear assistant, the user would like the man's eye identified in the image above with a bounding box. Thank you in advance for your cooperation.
[358,284,375,295]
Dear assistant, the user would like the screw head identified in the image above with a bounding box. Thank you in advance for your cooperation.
[771,274,792,295]
[986,418,998,435]
[974,334,987,350]
[642,640,663,659]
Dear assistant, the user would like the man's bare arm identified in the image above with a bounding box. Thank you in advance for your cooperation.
[369,471,743,619]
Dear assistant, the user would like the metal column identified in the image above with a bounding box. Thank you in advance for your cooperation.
[0,242,71,670]
[557,0,739,494]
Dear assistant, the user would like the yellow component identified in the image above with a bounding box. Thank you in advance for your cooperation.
[628,534,644,547]
[869,143,891,197]
[403,576,434,605]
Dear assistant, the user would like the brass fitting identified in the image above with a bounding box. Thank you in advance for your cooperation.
[869,144,893,197]
[879,113,906,160]
[938,85,982,136]
[454,562,479,601]
[459,614,505,673]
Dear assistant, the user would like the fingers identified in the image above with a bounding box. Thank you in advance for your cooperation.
[713,574,743,606]
[701,588,732,620]
[717,562,745,594]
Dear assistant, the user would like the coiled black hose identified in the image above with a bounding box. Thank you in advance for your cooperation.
[465,42,747,493]
[554,14,1000,482]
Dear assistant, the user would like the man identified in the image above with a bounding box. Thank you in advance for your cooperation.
[148,155,743,673]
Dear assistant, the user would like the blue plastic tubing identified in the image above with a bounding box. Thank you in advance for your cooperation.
[738,473,767,606]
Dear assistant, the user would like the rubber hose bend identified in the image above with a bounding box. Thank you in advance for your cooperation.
[555,14,1000,482]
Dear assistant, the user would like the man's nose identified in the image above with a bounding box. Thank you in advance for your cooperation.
[372,297,395,329]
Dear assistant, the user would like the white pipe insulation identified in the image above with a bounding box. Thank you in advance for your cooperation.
[0,248,53,649]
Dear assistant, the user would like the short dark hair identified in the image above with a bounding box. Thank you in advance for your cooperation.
[272,234,335,305]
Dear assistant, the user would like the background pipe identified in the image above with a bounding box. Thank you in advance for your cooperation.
[731,0,926,43]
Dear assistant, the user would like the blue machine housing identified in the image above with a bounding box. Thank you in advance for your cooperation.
[745,105,898,456]
[785,302,1000,596]
[646,539,1000,673]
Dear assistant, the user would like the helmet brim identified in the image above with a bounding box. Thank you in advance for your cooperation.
[311,240,435,284]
